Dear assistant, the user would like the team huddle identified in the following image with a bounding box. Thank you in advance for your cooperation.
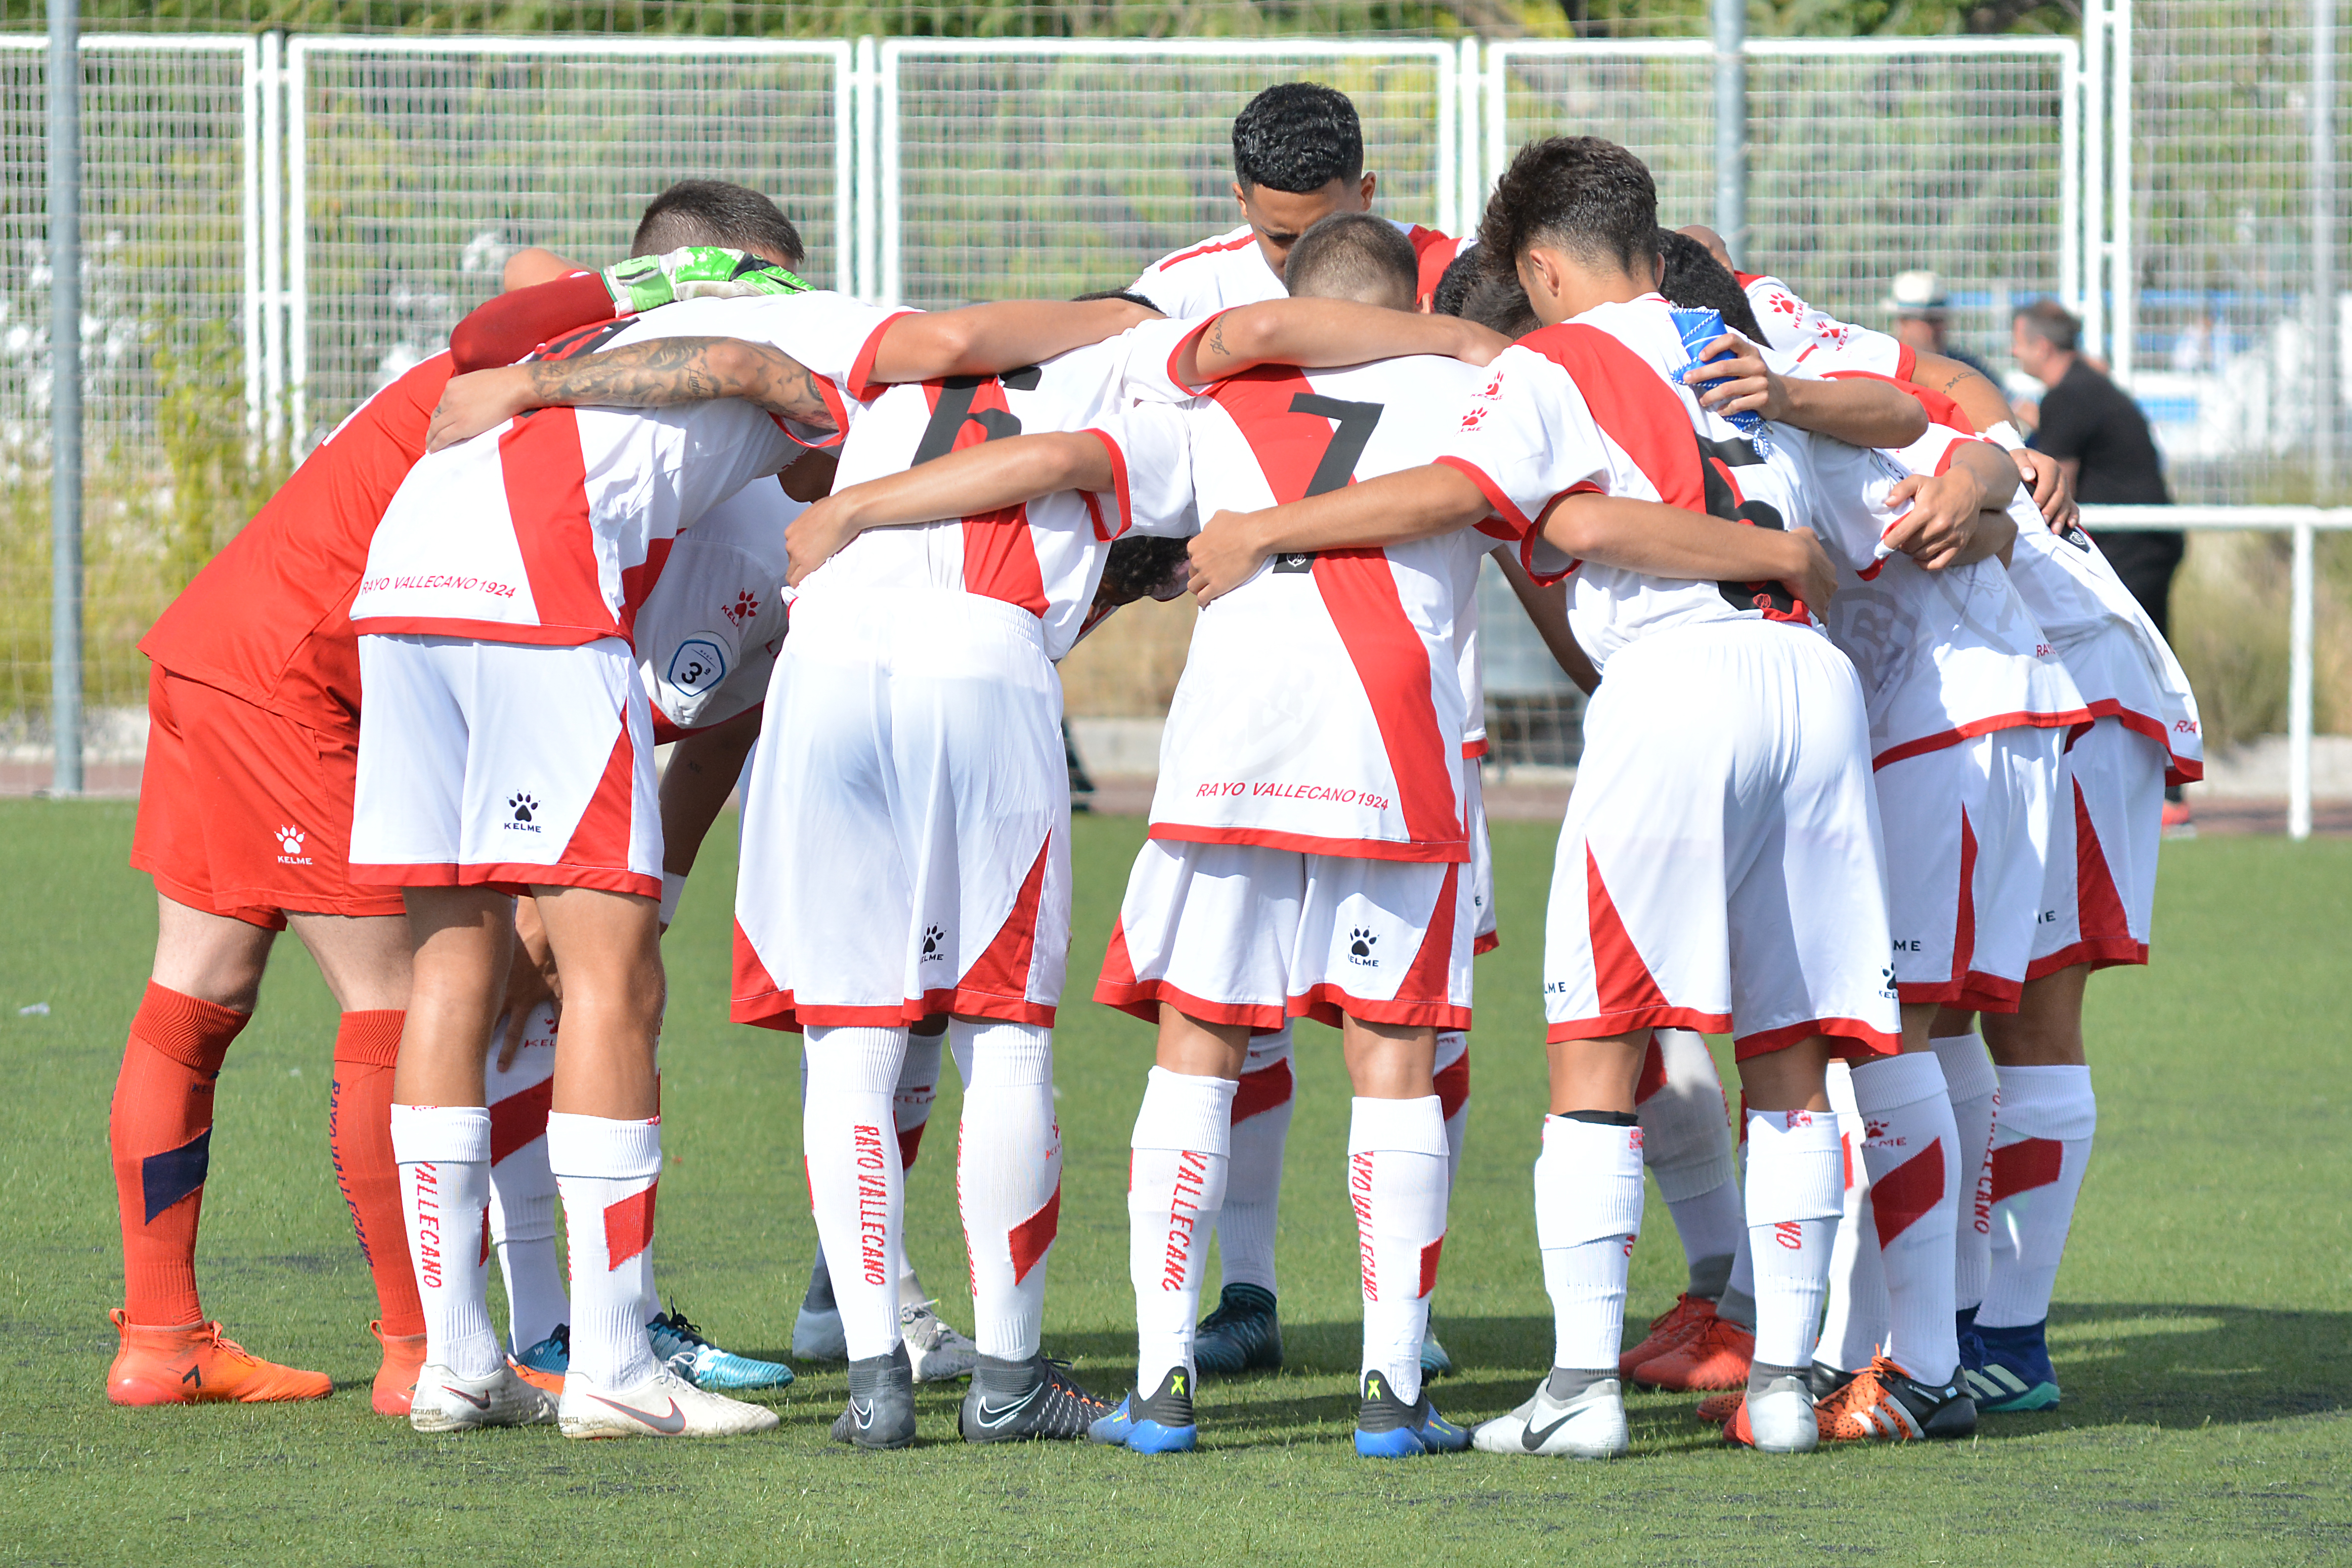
[105,82,2199,1458]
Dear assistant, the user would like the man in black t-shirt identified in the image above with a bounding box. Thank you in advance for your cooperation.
[2012,300,2179,632]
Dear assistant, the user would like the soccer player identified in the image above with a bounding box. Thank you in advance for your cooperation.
[102,185,813,1414]
[1133,81,1463,316]
[1181,137,1929,1457]
[774,247,1511,1452]
[364,261,1153,1437]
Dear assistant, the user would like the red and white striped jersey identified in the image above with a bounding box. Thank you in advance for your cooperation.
[1790,424,2088,767]
[1132,220,1466,315]
[1435,294,1822,675]
[800,336,1197,661]
[350,291,906,647]
[1739,272,1912,380]
[1123,326,1500,863]
[632,477,798,741]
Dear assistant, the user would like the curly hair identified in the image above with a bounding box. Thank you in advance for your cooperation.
[1476,136,1659,278]
[1657,230,1765,342]
[1233,82,1363,194]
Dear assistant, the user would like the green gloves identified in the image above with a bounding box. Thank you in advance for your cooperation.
[600,246,810,315]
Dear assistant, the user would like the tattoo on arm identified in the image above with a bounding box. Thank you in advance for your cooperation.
[1204,316,1229,365]
[519,337,838,430]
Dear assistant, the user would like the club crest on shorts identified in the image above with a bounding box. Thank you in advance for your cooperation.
[507,793,542,832]
[1348,928,1379,965]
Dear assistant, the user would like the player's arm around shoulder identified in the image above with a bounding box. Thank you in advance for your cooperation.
[784,430,1118,587]
[1177,300,1507,387]
[1686,333,1927,450]
[427,337,838,452]
[865,297,1159,384]
[1880,435,2023,571]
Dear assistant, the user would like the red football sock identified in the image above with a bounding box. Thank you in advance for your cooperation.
[330,1010,424,1337]
[110,983,250,1326]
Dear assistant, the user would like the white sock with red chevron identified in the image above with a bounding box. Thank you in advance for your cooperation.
[545,1111,662,1390]
[1742,1107,1844,1369]
[802,1026,909,1363]
[1818,1067,1891,1372]
[1978,1065,2096,1329]
[954,1019,1061,1360]
[896,1029,943,1172]
[1215,1028,1294,1296]
[1850,1052,1962,1385]
[1349,1095,1450,1405]
[1129,1067,1237,1396]
[485,1002,566,1353]
[1433,1031,1471,1185]
[1930,1030,2000,1317]
[391,1103,502,1379]
[1534,1113,1645,1372]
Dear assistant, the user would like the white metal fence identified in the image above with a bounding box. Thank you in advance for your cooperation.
[1,26,2345,827]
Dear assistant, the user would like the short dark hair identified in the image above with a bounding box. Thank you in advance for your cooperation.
[1478,136,1660,278]
[1072,288,1165,313]
[1282,212,1416,306]
[1232,83,1363,194]
[1657,229,1766,342]
[1431,247,1483,319]
[632,180,803,265]
[1461,270,1539,339]
[2014,299,2081,353]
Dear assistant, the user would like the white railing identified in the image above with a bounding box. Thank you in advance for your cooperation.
[2081,504,2352,839]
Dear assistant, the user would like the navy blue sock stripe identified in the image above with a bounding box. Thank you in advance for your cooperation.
[141,1128,212,1224]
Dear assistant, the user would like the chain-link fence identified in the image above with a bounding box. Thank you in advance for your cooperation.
[0,35,257,731]
[881,38,1461,308]
[291,37,848,448]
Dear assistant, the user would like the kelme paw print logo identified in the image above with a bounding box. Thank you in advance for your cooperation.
[505,793,543,833]
[1347,928,1379,965]
[275,825,305,856]
[920,924,945,961]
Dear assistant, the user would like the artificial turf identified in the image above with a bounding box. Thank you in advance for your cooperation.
[1,798,2347,1565]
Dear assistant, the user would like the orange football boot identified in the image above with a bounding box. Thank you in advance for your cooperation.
[1815,1354,1977,1442]
[510,1358,565,1396]
[1694,1389,1742,1425]
[106,1309,332,1405]
[1618,1293,1715,1380]
[1631,1309,1755,1391]
[369,1321,428,1417]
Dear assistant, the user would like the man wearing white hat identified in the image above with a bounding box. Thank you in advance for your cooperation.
[1885,270,1997,384]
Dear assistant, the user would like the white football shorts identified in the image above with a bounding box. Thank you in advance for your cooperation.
[2028,714,2165,977]
[1875,726,2060,1012]
[350,633,659,898]
[1540,621,1899,1062]
[1464,762,1498,955]
[1097,839,1474,1033]
[731,587,1070,1031]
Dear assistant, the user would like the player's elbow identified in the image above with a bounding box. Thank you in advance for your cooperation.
[706,339,778,397]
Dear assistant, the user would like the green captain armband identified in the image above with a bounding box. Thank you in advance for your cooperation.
[601,246,811,315]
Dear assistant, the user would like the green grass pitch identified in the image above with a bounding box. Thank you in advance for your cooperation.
[1,799,2348,1565]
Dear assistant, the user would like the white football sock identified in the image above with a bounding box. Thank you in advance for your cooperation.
[1850,1052,1962,1385]
[391,1103,502,1379]
[953,1019,1061,1361]
[1742,1107,1843,1370]
[1719,1156,1757,1328]
[1433,1030,1471,1186]
[1534,1114,1645,1372]
[1818,1066,1889,1373]
[1129,1067,1236,1393]
[1349,1095,1450,1405]
[1216,1027,1294,1296]
[1638,1030,1741,1297]
[545,1111,661,1390]
[898,1030,942,1172]
[1931,1030,2000,1316]
[802,1025,910,1361]
[485,1002,566,1353]
[1979,1064,2096,1329]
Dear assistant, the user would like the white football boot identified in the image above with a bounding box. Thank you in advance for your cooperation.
[407,1362,558,1434]
[901,1298,980,1383]
[559,1363,781,1439]
[1733,1370,1821,1454]
[1472,1372,1629,1459]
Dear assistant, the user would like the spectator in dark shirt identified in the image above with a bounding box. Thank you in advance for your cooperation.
[2013,297,2191,824]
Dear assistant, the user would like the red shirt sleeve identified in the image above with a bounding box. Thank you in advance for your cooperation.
[448,272,616,374]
